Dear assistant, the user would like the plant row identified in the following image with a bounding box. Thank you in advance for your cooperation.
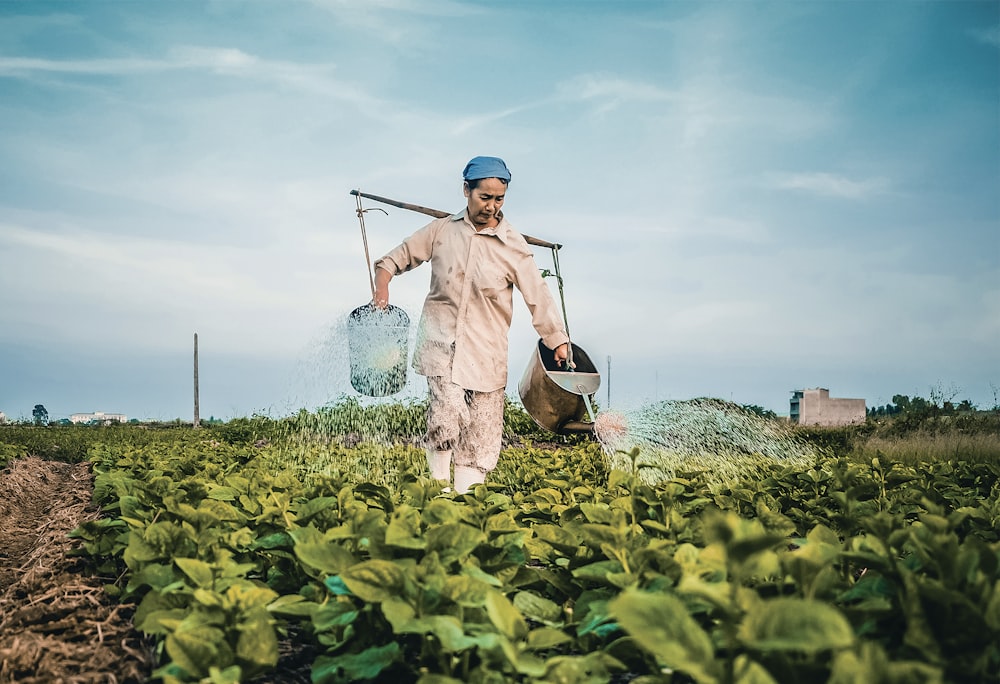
[64,431,1000,683]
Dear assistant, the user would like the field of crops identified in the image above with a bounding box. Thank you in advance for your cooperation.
[1,399,998,684]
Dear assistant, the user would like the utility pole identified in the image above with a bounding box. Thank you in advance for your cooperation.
[193,333,200,428]
[606,355,611,408]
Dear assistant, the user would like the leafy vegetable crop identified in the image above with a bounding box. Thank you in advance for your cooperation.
[53,415,1000,683]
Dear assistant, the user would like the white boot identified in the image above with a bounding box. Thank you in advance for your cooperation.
[453,465,485,494]
[426,449,452,482]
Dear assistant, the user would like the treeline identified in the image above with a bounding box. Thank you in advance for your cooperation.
[868,393,987,417]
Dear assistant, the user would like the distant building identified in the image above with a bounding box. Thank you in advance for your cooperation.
[70,411,128,425]
[0,411,6,424]
[790,388,866,426]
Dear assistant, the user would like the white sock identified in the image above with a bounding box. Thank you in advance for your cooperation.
[453,465,485,494]
[426,449,451,481]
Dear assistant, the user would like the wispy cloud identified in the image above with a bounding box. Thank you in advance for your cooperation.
[0,55,168,76]
[0,46,334,80]
[555,72,679,116]
[304,0,484,46]
[773,172,890,199]
[0,46,391,117]
[970,23,1000,48]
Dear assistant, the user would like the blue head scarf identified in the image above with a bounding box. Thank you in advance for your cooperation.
[462,156,511,183]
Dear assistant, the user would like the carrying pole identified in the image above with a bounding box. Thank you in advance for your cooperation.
[349,190,561,250]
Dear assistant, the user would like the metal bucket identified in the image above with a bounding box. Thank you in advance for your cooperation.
[347,303,410,396]
[518,339,601,435]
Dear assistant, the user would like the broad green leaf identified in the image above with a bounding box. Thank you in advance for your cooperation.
[383,597,496,652]
[124,534,162,567]
[129,562,178,592]
[341,560,406,603]
[312,642,400,684]
[267,595,318,618]
[236,618,279,669]
[207,486,240,501]
[733,654,779,684]
[294,496,339,522]
[807,524,843,546]
[324,576,352,596]
[415,675,464,684]
[425,523,486,563]
[206,665,242,683]
[525,626,573,650]
[460,562,503,587]
[486,590,528,640]
[379,596,416,628]
[540,652,628,684]
[728,534,787,566]
[485,510,522,535]
[514,591,563,623]
[534,524,582,554]
[385,505,427,550]
[250,531,292,550]
[294,538,355,575]
[137,608,189,635]
[499,638,547,677]
[430,615,499,652]
[196,499,241,524]
[985,579,1000,630]
[444,574,492,606]
[225,582,279,611]
[176,557,215,588]
[829,641,944,684]
[165,625,228,679]
[609,588,718,684]
[312,599,360,631]
[572,560,625,584]
[421,498,461,525]
[193,588,224,608]
[580,502,614,524]
[738,597,855,653]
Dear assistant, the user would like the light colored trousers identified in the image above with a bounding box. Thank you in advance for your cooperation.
[425,375,505,473]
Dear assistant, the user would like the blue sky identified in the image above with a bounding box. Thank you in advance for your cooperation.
[1,0,997,421]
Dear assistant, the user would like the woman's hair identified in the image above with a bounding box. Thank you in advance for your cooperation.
[465,177,509,190]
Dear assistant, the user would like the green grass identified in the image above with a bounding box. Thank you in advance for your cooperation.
[851,430,1000,464]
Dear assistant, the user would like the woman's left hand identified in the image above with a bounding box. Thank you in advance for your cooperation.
[554,343,573,368]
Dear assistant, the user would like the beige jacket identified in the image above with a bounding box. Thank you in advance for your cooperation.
[374,210,569,392]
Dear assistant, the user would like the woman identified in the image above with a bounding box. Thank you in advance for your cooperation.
[372,156,569,493]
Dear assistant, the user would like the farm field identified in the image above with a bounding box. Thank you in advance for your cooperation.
[0,399,998,684]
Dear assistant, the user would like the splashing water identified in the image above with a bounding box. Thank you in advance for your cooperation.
[593,398,816,488]
[261,309,430,483]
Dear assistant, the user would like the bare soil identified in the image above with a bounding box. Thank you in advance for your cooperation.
[0,457,154,683]
[0,457,319,683]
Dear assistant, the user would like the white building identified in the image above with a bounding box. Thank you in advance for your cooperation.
[790,388,866,426]
[70,411,128,425]
[0,411,6,424]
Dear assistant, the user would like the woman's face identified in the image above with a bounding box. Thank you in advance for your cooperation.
[464,177,507,229]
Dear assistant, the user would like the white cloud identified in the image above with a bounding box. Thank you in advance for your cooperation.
[557,73,679,104]
[970,24,1000,48]
[773,172,890,199]
[0,48,371,104]
[0,217,363,355]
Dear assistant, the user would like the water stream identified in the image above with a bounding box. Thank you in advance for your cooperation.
[593,398,816,487]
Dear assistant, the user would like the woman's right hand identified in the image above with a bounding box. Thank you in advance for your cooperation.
[373,269,392,309]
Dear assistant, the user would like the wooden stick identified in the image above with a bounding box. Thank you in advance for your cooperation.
[350,189,562,250]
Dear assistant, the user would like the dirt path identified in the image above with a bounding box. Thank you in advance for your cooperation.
[0,457,153,683]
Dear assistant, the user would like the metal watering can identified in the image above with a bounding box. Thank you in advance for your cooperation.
[347,190,601,433]
[516,238,601,435]
[346,192,410,397]
[347,302,409,396]
[518,340,601,434]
